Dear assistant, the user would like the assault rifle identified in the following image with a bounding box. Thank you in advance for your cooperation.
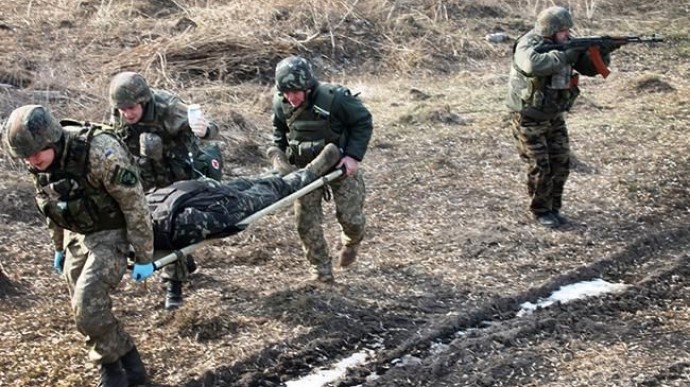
[535,35,664,78]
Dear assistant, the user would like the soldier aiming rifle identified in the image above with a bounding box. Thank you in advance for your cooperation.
[535,34,664,78]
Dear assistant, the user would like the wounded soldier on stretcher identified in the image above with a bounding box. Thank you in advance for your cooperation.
[147,143,341,250]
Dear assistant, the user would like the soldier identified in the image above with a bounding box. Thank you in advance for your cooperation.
[267,55,373,283]
[3,105,154,387]
[141,144,342,252]
[108,71,221,309]
[507,6,616,228]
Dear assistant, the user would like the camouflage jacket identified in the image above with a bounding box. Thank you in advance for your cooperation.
[272,82,373,166]
[33,123,153,263]
[506,30,610,120]
[110,89,219,191]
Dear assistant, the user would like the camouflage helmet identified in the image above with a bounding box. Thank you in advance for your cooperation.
[108,71,153,108]
[535,6,574,37]
[3,105,64,158]
[275,56,317,92]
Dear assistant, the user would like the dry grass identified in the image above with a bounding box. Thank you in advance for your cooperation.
[1,0,689,386]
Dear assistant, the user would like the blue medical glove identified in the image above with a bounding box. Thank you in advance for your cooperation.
[131,263,155,282]
[53,250,65,274]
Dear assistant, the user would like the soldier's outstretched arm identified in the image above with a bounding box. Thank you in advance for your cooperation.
[87,134,154,264]
[162,99,192,136]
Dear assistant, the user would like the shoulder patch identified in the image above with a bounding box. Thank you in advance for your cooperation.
[105,148,117,161]
[112,165,139,187]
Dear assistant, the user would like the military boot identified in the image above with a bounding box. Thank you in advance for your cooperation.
[551,211,568,225]
[535,212,559,228]
[121,346,147,386]
[186,254,198,274]
[309,262,335,284]
[165,280,184,310]
[305,143,341,176]
[97,360,128,387]
[266,146,294,176]
[338,245,359,268]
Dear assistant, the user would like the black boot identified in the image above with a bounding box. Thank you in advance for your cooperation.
[186,255,198,274]
[121,346,147,386]
[98,360,127,387]
[551,210,568,225]
[165,280,184,310]
[535,212,559,228]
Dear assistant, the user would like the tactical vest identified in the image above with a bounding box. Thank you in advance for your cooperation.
[283,83,347,167]
[115,90,198,190]
[510,34,580,120]
[33,123,127,235]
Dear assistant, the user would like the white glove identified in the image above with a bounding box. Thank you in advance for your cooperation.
[191,116,209,138]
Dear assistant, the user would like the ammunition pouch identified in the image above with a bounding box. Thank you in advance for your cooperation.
[524,84,580,121]
[35,176,125,234]
[137,156,171,191]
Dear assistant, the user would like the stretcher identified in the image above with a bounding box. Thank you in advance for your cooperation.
[147,168,344,271]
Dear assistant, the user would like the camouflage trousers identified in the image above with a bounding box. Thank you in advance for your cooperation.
[160,170,316,282]
[160,252,191,283]
[294,169,366,271]
[63,229,134,365]
[511,112,570,215]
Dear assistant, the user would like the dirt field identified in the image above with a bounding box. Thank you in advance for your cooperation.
[0,1,689,386]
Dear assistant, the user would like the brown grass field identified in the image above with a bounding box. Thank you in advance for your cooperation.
[0,0,689,386]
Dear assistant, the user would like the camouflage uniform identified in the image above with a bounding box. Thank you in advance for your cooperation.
[3,105,153,385]
[271,56,372,280]
[109,72,221,289]
[148,168,321,249]
[506,6,611,226]
[109,73,221,192]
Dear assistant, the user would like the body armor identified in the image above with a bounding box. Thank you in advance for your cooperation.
[32,124,127,234]
[114,90,198,190]
[508,33,580,120]
[281,83,347,167]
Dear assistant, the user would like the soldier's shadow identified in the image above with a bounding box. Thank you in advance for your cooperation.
[570,152,597,174]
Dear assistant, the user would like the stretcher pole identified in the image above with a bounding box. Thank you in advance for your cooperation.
[150,168,345,270]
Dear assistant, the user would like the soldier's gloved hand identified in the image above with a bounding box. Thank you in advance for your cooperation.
[131,263,155,282]
[191,117,209,138]
[53,250,65,274]
[564,46,586,64]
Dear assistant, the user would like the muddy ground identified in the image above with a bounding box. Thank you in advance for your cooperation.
[0,0,689,386]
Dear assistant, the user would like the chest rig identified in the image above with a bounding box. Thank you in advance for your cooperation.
[32,123,127,234]
[282,83,347,167]
[115,90,198,190]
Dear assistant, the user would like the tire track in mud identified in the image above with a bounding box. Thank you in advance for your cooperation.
[340,228,690,387]
[172,227,689,387]
[175,283,426,387]
[361,255,688,387]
